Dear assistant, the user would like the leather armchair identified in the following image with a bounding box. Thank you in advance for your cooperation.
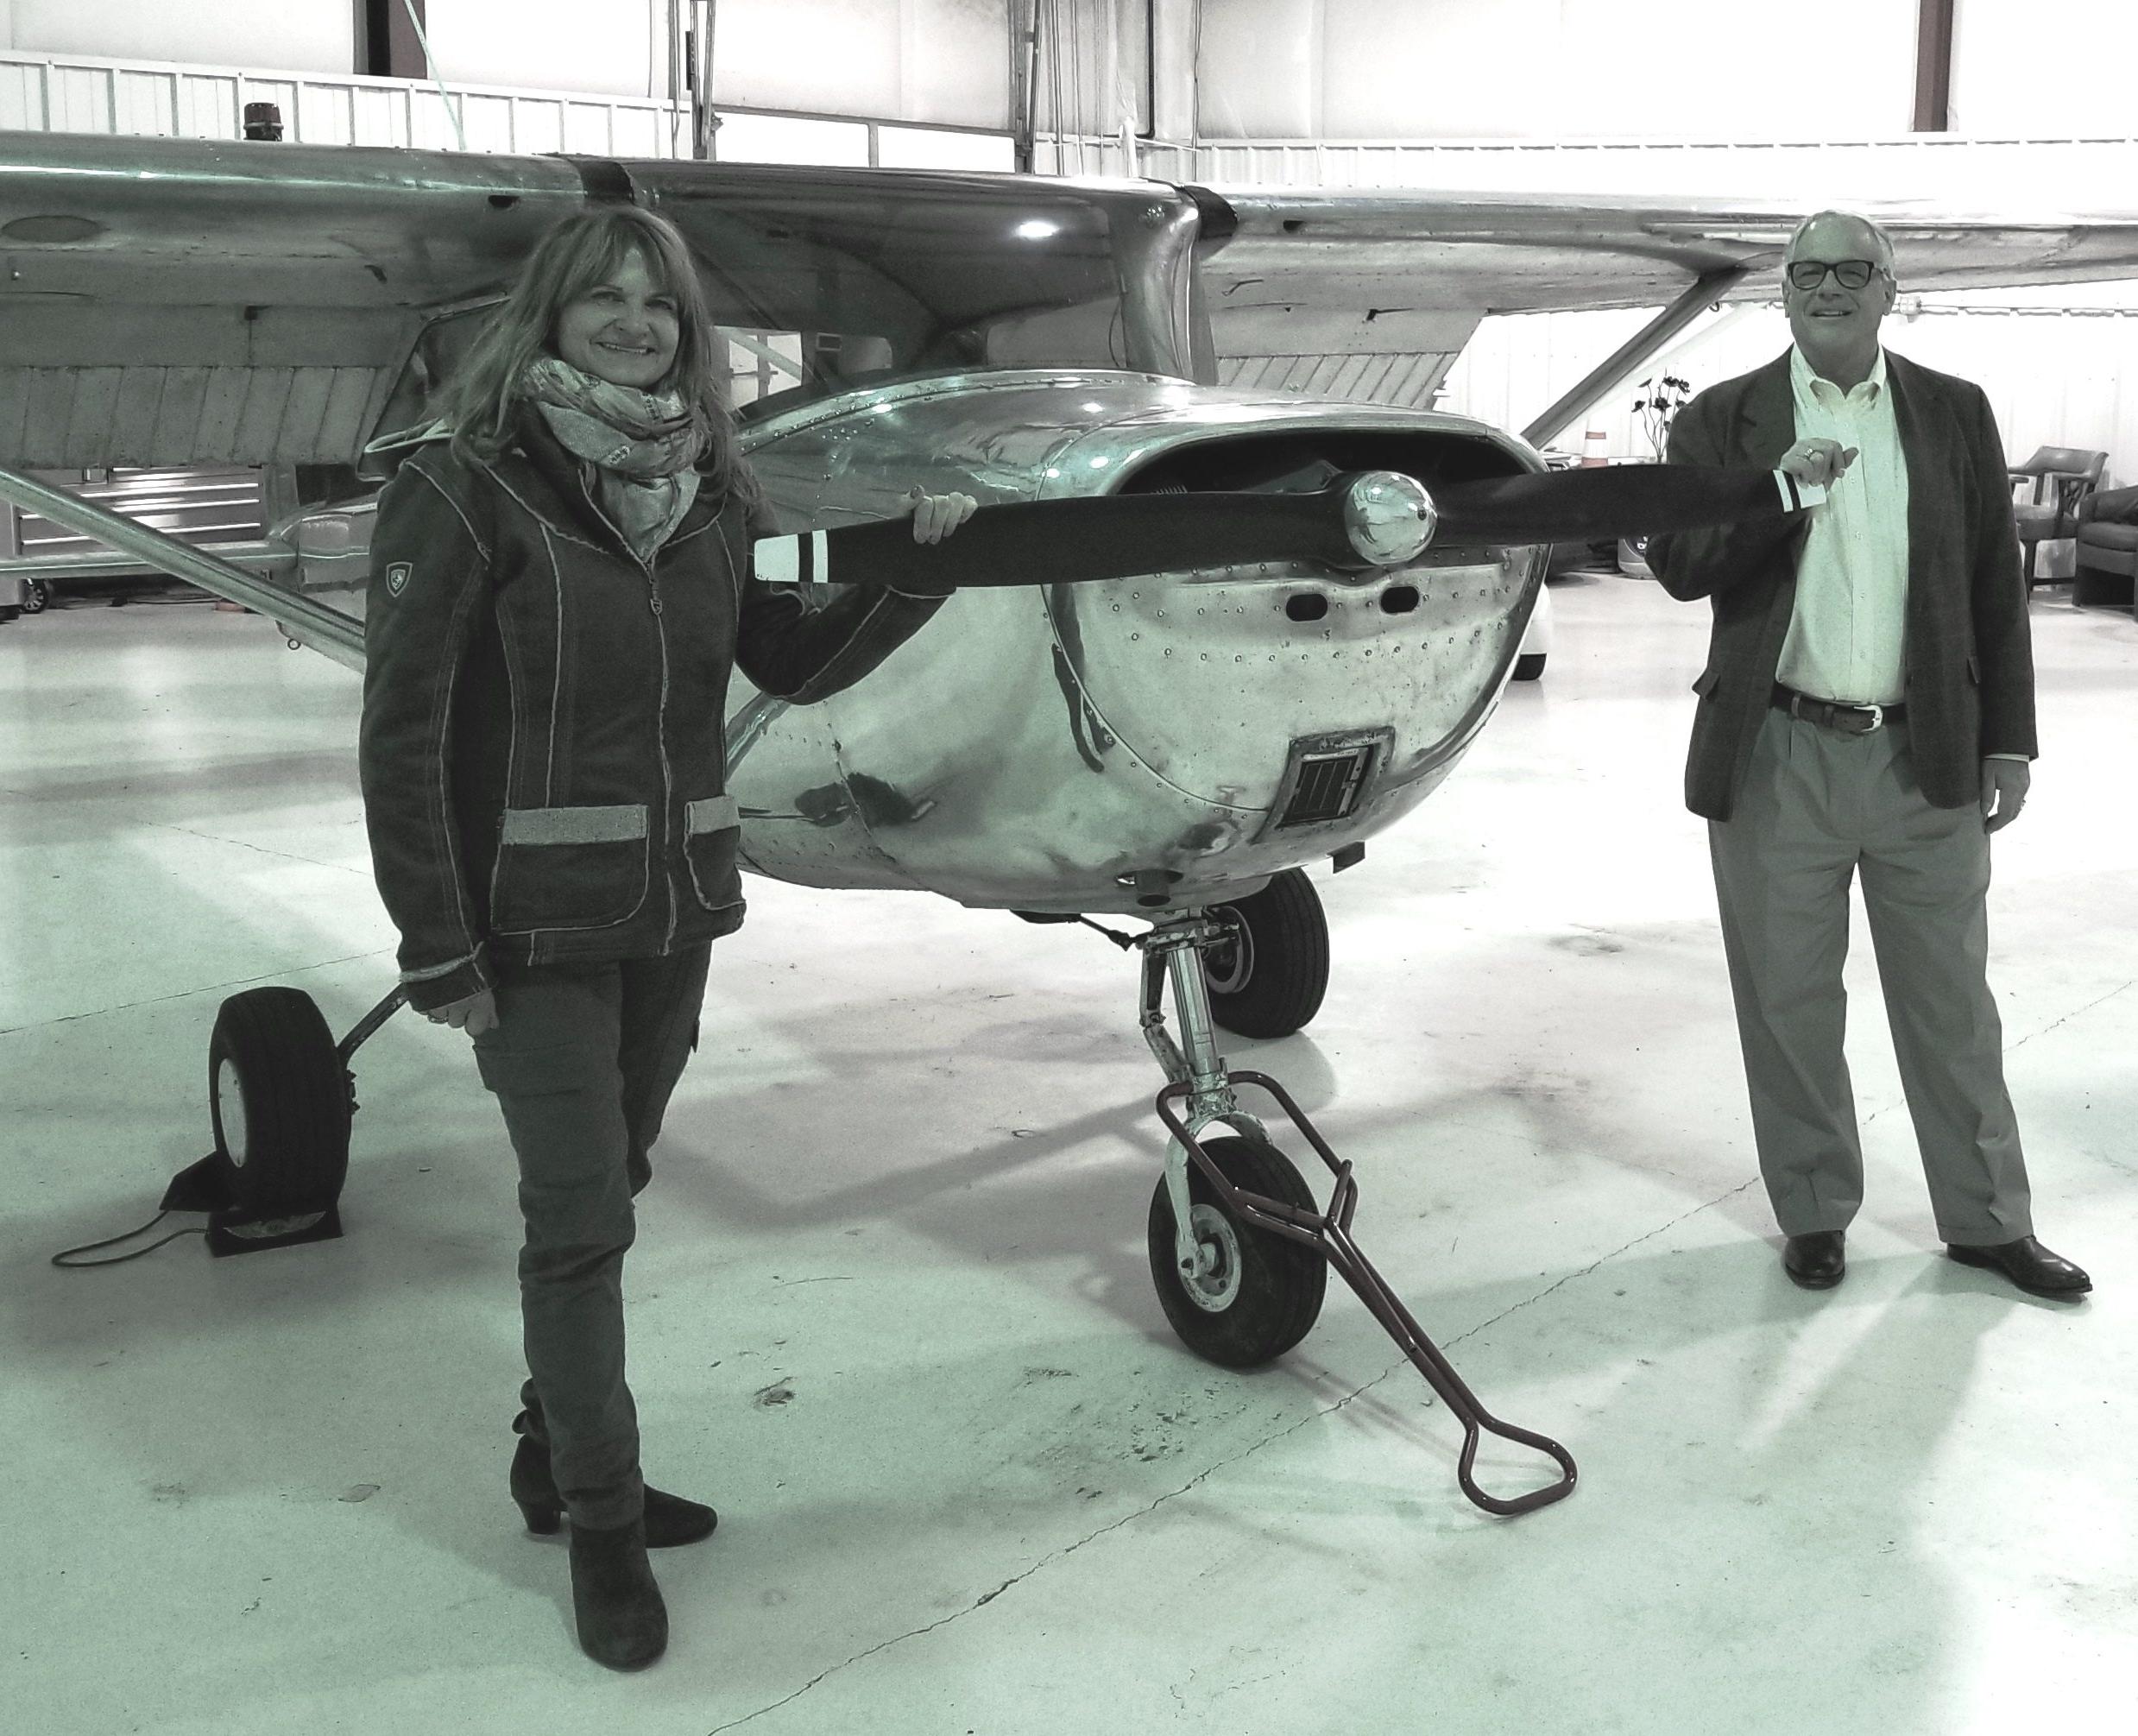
[2009,445,2108,584]
[2072,481,2138,609]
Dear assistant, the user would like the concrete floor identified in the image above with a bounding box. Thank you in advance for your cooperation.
[2,577,2133,1736]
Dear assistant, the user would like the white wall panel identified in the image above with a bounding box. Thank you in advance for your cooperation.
[714,110,874,167]
[1318,0,1555,140]
[8,0,354,76]
[1550,0,1917,140]
[1198,0,1919,142]
[712,0,1008,129]
[425,0,671,102]
[908,0,1012,129]
[716,0,902,117]
[1196,0,1316,139]
[875,124,1017,170]
[1950,0,2138,136]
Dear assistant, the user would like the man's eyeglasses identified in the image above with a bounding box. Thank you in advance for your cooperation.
[1786,259,1881,291]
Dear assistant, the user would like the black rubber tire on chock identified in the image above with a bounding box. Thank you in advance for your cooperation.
[207,987,351,1220]
[1147,1134,1328,1367]
[1202,868,1329,1038]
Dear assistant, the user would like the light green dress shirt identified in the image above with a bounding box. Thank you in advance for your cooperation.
[1776,345,1911,706]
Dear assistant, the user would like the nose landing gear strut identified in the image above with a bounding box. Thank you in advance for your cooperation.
[1138,912,1577,1518]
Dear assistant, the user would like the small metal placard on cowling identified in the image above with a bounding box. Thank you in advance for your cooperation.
[386,562,412,597]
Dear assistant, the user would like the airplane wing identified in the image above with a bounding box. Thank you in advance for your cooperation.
[0,132,601,470]
[1187,186,2138,410]
[1194,185,2138,316]
[9,131,2138,473]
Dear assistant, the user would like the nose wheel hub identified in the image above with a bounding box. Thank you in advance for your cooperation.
[1181,1205,1244,1310]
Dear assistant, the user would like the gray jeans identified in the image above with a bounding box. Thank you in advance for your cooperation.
[471,944,712,1529]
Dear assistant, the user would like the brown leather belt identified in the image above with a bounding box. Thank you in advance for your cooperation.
[1771,684,1904,735]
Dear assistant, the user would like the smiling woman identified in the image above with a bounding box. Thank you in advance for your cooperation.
[355,199,974,1674]
[554,253,680,391]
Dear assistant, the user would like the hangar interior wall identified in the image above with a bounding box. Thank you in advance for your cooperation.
[1193,0,1924,141]
[713,0,1012,130]
[1189,0,2138,142]
[1,0,356,79]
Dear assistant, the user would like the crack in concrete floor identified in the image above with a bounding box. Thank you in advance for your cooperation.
[152,817,375,878]
[703,1175,1757,1733]
[0,948,395,1038]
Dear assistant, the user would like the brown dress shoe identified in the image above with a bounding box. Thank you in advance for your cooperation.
[1783,1230,1845,1289]
[1947,1235,2091,1298]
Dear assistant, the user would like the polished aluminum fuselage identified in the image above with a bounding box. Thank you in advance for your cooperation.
[732,369,1542,915]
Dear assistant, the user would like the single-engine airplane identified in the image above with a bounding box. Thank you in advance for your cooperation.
[10,132,2138,1515]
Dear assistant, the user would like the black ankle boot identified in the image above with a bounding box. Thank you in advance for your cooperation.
[569,1515,667,1670]
[511,1433,718,1548]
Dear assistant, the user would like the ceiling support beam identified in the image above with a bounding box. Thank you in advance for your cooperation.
[1521,266,1749,452]
[1010,0,1040,174]
[1914,0,1956,132]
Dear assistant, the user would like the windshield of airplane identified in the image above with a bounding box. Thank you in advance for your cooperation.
[656,181,1144,422]
[386,180,1171,448]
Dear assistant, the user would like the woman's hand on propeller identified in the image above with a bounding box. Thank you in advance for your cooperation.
[906,488,978,544]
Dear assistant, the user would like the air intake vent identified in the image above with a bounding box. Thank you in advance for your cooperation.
[1279,745,1377,828]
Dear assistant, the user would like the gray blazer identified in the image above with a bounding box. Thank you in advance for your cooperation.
[1647,350,2035,820]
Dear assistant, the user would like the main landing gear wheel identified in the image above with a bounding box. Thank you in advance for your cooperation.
[1202,868,1329,1038]
[1146,1133,1328,1367]
[207,987,351,1221]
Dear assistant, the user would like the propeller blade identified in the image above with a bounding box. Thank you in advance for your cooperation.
[755,464,1802,590]
[764,490,1360,590]
[1434,464,1801,546]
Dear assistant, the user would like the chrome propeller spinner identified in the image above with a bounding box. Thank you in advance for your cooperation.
[1340,470,1438,567]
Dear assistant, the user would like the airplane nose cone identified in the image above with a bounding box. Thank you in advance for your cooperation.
[1342,470,1437,566]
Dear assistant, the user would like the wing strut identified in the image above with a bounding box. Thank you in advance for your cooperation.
[0,465,365,672]
[1520,264,1750,451]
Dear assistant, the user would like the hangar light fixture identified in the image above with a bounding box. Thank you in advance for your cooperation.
[1014,219,1060,240]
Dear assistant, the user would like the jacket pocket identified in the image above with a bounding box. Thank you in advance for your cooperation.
[489,804,650,934]
[681,793,742,912]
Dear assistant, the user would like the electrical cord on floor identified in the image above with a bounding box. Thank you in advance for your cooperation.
[50,1171,213,1266]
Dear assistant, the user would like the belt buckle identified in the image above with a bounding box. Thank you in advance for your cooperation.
[1857,702,1884,734]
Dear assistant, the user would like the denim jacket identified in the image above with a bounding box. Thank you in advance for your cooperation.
[358,413,946,1012]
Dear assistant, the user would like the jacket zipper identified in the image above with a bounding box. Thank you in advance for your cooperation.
[583,486,680,954]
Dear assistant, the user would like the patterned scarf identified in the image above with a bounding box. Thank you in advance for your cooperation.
[520,356,704,561]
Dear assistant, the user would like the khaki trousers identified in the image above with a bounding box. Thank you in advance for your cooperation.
[1708,708,2033,1246]
[470,944,712,1530]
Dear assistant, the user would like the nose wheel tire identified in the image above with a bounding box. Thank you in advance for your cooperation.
[207,987,352,1220]
[1147,1134,1328,1367]
[1201,868,1329,1038]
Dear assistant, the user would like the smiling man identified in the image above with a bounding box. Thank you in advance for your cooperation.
[1646,210,2091,1301]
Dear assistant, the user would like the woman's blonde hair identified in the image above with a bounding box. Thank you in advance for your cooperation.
[435,203,755,506]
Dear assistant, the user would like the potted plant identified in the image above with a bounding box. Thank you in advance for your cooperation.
[1620,372,1693,575]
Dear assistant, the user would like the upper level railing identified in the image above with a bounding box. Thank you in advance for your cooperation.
[0,47,1012,169]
